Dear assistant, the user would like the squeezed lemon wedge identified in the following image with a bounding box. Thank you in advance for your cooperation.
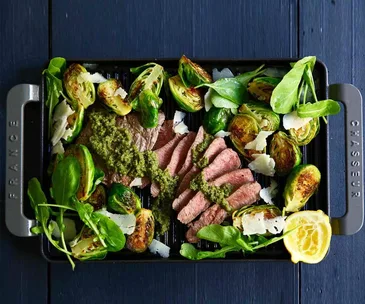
[283,210,332,264]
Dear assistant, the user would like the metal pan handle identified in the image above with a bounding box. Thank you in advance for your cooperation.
[329,84,364,235]
[6,84,39,237]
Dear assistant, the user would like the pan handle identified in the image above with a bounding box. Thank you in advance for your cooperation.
[329,84,364,235]
[6,84,39,237]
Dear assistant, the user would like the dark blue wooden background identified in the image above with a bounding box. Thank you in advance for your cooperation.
[1,1,364,303]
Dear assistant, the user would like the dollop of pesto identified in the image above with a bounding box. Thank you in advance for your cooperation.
[190,173,233,212]
[89,110,177,234]
[192,133,214,165]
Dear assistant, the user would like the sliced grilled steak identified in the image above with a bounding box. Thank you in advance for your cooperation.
[153,120,174,150]
[116,112,165,151]
[151,132,196,197]
[178,126,205,178]
[185,181,261,243]
[171,189,197,212]
[177,169,254,224]
[176,137,227,195]
[172,148,240,211]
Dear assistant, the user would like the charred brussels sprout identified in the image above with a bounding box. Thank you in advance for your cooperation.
[63,63,96,109]
[136,89,163,128]
[64,144,95,201]
[248,77,281,104]
[270,131,302,176]
[64,104,85,143]
[203,106,233,135]
[228,114,262,161]
[70,227,107,261]
[127,63,164,105]
[86,184,106,211]
[288,117,320,146]
[168,75,204,112]
[107,183,141,215]
[232,205,281,235]
[178,55,212,87]
[126,208,154,253]
[239,101,280,132]
[97,79,132,116]
[284,164,321,212]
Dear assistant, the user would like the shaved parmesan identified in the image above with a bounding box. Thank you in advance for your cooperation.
[260,179,278,204]
[242,212,285,235]
[248,154,275,176]
[50,218,76,241]
[244,131,274,151]
[173,111,189,134]
[53,99,74,121]
[114,87,128,99]
[52,141,65,155]
[149,239,170,258]
[283,110,312,130]
[130,177,142,187]
[96,209,136,235]
[51,100,75,146]
[212,68,234,81]
[204,88,213,112]
[215,130,231,138]
[77,72,107,84]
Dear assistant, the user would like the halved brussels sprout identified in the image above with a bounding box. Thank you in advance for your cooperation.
[136,89,163,128]
[288,117,320,146]
[107,183,141,215]
[63,63,96,109]
[239,101,280,132]
[126,208,154,253]
[64,144,95,201]
[70,226,107,261]
[284,164,321,212]
[168,75,204,112]
[248,77,281,104]
[228,114,262,161]
[178,55,212,87]
[64,104,85,143]
[232,205,281,235]
[86,184,106,211]
[203,106,233,135]
[127,63,164,105]
[97,79,132,116]
[270,131,302,176]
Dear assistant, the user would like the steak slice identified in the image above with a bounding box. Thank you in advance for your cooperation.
[171,189,197,212]
[153,120,174,150]
[178,126,205,178]
[185,181,261,243]
[172,148,240,212]
[176,137,227,195]
[151,132,196,197]
[177,169,254,224]
[116,112,165,151]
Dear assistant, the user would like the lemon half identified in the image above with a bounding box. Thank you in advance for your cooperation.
[284,210,332,264]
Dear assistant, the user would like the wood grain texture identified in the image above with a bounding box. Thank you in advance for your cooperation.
[300,0,365,303]
[51,1,299,304]
[0,1,49,303]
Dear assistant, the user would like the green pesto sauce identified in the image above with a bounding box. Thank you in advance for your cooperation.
[89,111,177,233]
[190,173,233,212]
[192,133,214,166]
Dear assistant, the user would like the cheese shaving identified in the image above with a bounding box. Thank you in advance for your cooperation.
[283,110,312,130]
[215,130,231,138]
[173,111,189,134]
[259,179,278,204]
[149,239,170,258]
[114,87,128,99]
[242,212,285,235]
[96,209,136,235]
[244,131,274,151]
[52,141,65,155]
[77,72,107,84]
[130,177,142,187]
[212,68,234,81]
[248,154,276,177]
[51,100,75,146]
[204,88,213,112]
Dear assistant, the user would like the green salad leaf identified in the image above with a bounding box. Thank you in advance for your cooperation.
[180,243,240,260]
[297,99,341,118]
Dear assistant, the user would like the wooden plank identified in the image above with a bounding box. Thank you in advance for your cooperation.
[51,1,299,303]
[300,0,365,303]
[0,1,49,303]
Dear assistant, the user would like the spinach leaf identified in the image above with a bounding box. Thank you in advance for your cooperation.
[252,228,297,250]
[297,99,341,118]
[270,56,316,114]
[196,78,245,105]
[303,65,318,102]
[196,224,241,246]
[210,90,240,109]
[235,64,265,85]
[254,77,281,87]
[51,156,81,207]
[180,243,240,260]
